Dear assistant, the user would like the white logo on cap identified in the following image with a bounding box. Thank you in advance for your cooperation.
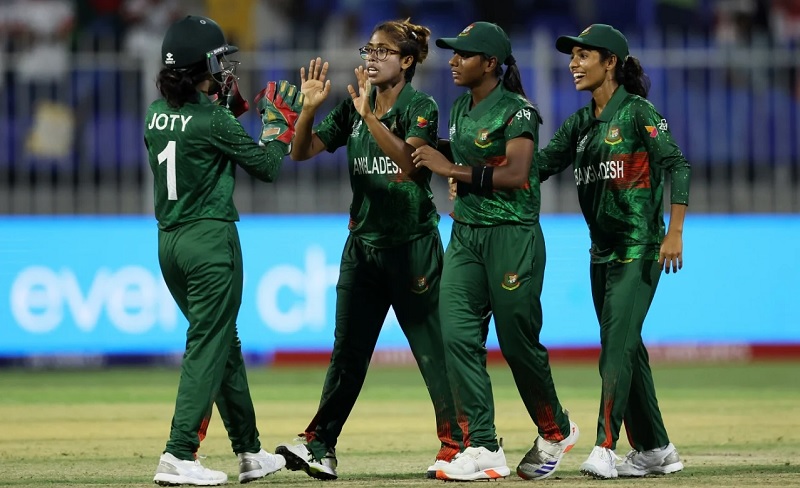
[199,19,207,24]
[165,52,175,65]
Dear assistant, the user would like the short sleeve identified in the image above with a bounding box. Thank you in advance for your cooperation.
[404,95,439,146]
[314,98,356,153]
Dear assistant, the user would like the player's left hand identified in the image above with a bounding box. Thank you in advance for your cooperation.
[347,66,372,118]
[412,145,453,177]
[659,232,683,274]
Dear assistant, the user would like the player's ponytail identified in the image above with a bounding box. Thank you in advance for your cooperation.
[501,55,527,99]
[614,53,650,99]
[157,63,207,108]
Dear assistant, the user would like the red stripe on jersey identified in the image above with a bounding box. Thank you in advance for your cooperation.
[388,172,412,183]
[607,151,650,190]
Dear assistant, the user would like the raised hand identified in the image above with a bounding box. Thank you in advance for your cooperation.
[299,57,331,111]
[254,80,305,152]
[347,65,372,118]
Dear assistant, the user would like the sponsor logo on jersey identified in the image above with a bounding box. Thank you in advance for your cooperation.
[350,119,363,138]
[576,134,589,153]
[644,125,658,138]
[474,129,491,148]
[516,108,532,121]
[416,116,428,128]
[501,272,520,291]
[411,276,429,294]
[449,123,456,139]
[658,118,668,131]
[604,125,623,145]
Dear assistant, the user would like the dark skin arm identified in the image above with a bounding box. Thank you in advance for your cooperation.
[411,136,534,189]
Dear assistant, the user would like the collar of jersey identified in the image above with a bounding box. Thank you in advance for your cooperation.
[369,82,417,118]
[591,85,629,122]
[466,81,504,120]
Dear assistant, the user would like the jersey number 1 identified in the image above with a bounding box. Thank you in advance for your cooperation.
[158,140,178,200]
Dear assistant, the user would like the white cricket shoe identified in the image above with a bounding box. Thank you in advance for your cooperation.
[426,459,450,479]
[275,440,337,480]
[517,420,580,480]
[237,449,286,483]
[617,443,684,476]
[580,446,619,479]
[153,452,228,486]
[435,446,510,481]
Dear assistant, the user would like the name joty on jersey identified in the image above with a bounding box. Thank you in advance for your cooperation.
[147,113,193,131]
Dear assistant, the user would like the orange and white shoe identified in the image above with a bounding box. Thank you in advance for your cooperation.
[435,446,510,481]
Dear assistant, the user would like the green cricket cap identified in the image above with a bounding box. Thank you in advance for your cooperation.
[161,15,238,69]
[435,22,512,64]
[556,24,629,60]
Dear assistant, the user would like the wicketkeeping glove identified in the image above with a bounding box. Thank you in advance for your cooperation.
[254,80,304,151]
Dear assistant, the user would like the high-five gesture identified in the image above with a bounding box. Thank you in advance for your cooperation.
[347,66,372,119]
[300,57,332,111]
[254,80,304,153]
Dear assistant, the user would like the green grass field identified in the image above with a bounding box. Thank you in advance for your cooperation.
[0,362,798,487]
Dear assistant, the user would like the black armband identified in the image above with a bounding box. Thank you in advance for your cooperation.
[472,166,494,195]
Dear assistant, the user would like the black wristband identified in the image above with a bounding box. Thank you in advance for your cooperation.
[472,166,494,195]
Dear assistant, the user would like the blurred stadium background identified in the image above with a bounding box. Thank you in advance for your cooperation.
[0,0,798,367]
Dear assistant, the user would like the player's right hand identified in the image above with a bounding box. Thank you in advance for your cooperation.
[299,57,332,111]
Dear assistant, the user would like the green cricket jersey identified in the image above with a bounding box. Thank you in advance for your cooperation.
[144,95,285,230]
[314,83,439,248]
[449,82,542,226]
[538,86,691,262]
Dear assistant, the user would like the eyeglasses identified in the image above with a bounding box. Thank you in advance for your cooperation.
[359,46,400,61]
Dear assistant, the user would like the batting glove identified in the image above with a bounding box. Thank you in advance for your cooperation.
[254,80,304,152]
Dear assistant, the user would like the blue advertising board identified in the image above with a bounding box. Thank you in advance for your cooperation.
[1,215,798,356]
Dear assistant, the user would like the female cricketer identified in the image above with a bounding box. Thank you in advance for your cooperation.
[274,18,463,480]
[538,23,689,479]
[412,21,578,482]
[145,15,301,486]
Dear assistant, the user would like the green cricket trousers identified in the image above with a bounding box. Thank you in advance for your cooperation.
[590,257,670,451]
[303,230,462,461]
[158,219,261,460]
[440,221,571,450]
